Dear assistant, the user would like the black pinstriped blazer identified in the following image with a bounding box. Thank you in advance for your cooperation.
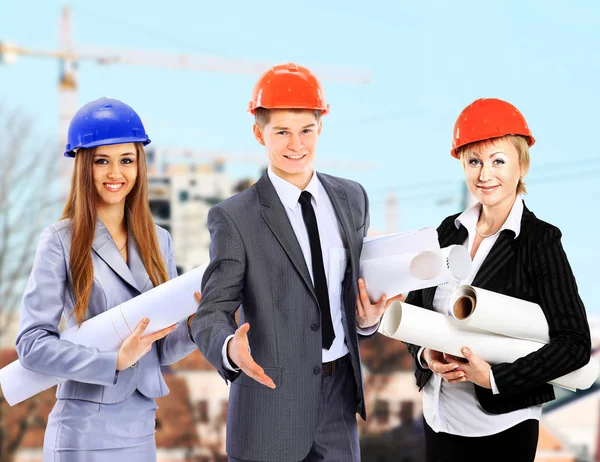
[406,203,591,414]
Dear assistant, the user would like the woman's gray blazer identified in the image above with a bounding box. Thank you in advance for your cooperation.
[16,219,196,403]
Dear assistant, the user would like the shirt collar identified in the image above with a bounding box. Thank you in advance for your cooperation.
[267,165,321,211]
[455,194,523,239]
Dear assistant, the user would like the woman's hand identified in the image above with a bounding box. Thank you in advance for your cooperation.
[454,347,492,389]
[116,318,176,370]
[423,348,465,384]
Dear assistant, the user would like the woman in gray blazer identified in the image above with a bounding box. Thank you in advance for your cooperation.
[15,98,198,462]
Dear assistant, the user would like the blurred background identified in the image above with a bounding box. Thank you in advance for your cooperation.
[1,1,599,461]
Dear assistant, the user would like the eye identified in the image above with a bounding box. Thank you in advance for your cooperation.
[121,157,135,164]
[467,158,481,166]
[493,159,505,165]
[302,128,312,134]
[94,158,108,165]
[276,131,288,135]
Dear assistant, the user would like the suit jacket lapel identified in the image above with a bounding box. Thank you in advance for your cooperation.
[257,171,317,303]
[92,220,140,293]
[127,234,152,292]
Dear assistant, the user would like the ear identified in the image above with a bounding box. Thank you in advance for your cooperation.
[253,123,265,146]
[317,119,323,136]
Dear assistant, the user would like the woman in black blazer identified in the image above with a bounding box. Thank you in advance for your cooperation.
[406,98,591,462]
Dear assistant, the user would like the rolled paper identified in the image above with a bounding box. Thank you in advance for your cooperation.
[360,250,443,301]
[379,301,598,391]
[0,264,207,406]
[450,285,549,343]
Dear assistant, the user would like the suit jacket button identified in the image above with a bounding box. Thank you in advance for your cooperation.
[311,323,319,331]
[313,367,321,375]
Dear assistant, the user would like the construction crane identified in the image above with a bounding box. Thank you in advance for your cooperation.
[0,4,373,195]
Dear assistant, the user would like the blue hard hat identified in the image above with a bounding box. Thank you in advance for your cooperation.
[64,98,151,157]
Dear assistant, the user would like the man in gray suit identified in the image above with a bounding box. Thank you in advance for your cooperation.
[191,63,397,462]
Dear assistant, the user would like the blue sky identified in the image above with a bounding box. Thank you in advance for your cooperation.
[1,1,599,313]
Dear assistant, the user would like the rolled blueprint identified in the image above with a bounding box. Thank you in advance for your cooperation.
[360,243,471,301]
[451,285,549,343]
[0,264,207,406]
[379,301,599,391]
[361,227,440,261]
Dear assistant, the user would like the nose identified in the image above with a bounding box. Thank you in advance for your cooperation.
[479,163,493,182]
[108,162,123,180]
[287,134,304,152]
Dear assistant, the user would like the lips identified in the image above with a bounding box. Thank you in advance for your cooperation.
[103,183,125,192]
[477,185,500,194]
[283,154,307,160]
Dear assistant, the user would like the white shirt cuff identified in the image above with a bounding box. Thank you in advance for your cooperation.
[222,334,240,372]
[490,369,500,394]
[356,320,380,336]
[417,346,429,369]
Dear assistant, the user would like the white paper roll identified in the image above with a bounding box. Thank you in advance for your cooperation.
[0,264,207,406]
[451,285,549,343]
[379,301,598,391]
[361,228,440,261]
[360,250,443,301]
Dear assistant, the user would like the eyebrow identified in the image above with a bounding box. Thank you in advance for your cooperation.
[469,151,505,158]
[94,152,136,157]
[271,123,316,131]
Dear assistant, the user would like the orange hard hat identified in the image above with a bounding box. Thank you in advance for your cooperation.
[451,98,535,158]
[248,63,329,115]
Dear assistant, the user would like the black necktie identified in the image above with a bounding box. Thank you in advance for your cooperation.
[298,191,335,349]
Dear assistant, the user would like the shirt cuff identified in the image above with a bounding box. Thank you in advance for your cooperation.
[417,347,429,369]
[490,369,500,395]
[222,334,240,372]
[356,320,380,336]
[357,314,384,335]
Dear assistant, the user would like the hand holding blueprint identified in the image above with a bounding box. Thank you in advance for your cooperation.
[360,228,471,300]
[0,264,207,406]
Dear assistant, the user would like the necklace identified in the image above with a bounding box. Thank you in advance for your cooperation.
[475,225,500,238]
[117,238,127,252]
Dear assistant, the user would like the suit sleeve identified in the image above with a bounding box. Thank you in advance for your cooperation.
[191,205,245,382]
[15,226,119,386]
[491,227,591,395]
[155,230,197,366]
[357,184,375,340]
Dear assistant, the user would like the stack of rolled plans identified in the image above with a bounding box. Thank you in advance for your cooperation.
[359,228,472,301]
[0,264,207,406]
[378,285,599,391]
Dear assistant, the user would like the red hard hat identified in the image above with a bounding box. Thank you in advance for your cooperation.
[451,98,535,158]
[248,63,329,115]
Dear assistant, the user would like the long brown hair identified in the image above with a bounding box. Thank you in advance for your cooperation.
[61,143,169,325]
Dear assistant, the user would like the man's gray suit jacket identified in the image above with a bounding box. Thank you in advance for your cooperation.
[192,171,372,462]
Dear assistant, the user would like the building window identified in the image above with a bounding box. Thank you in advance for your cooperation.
[399,400,414,425]
[196,400,209,423]
[373,399,390,425]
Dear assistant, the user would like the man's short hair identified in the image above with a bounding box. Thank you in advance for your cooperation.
[254,107,322,129]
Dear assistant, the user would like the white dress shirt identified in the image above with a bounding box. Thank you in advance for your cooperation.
[421,195,542,436]
[222,166,376,370]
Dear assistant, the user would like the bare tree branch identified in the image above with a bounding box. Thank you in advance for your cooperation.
[0,104,61,462]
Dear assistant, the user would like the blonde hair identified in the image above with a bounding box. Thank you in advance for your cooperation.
[457,135,530,195]
[254,107,322,129]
